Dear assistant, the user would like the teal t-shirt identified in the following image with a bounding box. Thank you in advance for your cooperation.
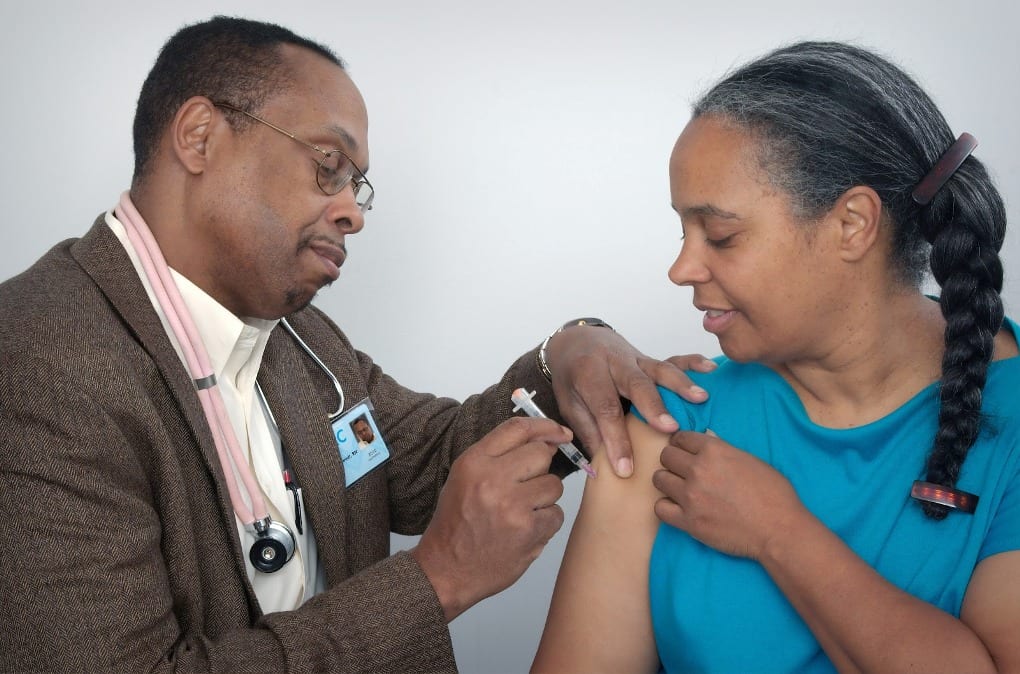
[648,320,1020,673]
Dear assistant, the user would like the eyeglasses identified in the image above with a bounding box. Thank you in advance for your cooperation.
[213,102,374,212]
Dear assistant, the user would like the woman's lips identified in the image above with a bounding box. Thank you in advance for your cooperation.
[702,308,737,333]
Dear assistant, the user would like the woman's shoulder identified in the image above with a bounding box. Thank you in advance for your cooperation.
[653,357,783,428]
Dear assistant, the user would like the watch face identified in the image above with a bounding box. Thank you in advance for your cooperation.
[563,317,612,331]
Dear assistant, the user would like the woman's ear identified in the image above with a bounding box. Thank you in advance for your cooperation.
[169,96,217,175]
[830,185,884,262]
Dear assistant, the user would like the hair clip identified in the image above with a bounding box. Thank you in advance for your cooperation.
[911,133,978,206]
[910,480,978,514]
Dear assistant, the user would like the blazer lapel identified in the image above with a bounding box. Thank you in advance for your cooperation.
[259,328,351,586]
[69,218,256,603]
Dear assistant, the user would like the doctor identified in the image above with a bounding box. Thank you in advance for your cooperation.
[0,16,707,673]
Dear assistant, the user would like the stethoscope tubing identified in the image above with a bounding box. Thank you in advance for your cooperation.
[116,192,270,528]
[279,318,345,420]
[115,191,349,547]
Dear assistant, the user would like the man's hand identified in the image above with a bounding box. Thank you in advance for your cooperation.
[410,417,569,622]
[543,324,715,478]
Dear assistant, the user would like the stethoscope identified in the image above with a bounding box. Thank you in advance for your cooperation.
[116,192,344,573]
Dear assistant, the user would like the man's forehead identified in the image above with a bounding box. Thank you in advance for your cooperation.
[271,49,369,156]
[278,44,364,108]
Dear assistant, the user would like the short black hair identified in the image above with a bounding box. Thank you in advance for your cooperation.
[132,15,344,181]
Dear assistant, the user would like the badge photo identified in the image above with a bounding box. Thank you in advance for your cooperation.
[332,399,390,487]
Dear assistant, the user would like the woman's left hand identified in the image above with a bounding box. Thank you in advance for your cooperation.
[652,429,806,560]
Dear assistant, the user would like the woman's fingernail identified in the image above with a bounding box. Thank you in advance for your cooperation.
[700,359,718,371]
[658,413,679,429]
[689,385,708,399]
[616,457,634,478]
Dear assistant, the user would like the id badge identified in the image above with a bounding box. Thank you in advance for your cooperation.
[332,398,390,487]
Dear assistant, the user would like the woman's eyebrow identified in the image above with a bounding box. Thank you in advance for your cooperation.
[673,203,741,220]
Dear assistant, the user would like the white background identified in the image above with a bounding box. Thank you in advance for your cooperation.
[2,1,1018,672]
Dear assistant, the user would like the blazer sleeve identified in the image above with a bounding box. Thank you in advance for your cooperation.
[0,311,568,673]
[0,348,471,673]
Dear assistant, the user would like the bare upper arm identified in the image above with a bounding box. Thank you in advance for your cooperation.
[532,415,669,674]
[959,550,1020,671]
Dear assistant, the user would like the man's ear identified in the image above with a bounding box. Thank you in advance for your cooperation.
[829,185,884,262]
[170,96,217,175]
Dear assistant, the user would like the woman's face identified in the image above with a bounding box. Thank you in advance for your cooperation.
[667,115,848,364]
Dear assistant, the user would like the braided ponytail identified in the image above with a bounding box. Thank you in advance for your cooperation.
[920,162,1006,518]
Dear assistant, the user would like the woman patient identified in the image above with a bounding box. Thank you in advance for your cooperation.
[533,42,1020,673]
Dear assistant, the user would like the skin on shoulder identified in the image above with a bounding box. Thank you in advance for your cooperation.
[532,414,668,674]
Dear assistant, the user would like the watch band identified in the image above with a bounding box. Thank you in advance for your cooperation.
[537,317,614,381]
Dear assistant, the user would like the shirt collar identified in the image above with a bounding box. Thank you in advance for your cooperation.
[104,209,278,390]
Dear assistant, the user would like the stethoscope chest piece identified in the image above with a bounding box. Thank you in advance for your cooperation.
[249,517,296,573]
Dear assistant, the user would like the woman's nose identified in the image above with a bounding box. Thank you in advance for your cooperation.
[667,240,711,286]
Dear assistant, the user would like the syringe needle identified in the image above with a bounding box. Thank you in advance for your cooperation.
[511,388,596,479]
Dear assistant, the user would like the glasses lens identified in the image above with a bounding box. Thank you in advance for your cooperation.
[354,180,375,212]
[317,152,355,195]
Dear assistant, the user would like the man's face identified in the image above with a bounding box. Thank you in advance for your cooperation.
[188,45,371,319]
[353,419,374,443]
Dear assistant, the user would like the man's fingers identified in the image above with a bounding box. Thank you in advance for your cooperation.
[599,424,635,479]
[553,360,636,476]
[566,392,634,478]
[543,331,713,479]
[665,354,717,373]
[520,472,565,510]
[532,503,566,547]
[647,356,712,404]
[479,416,572,458]
[500,441,562,482]
[622,369,680,434]
[557,390,600,453]
[583,391,634,478]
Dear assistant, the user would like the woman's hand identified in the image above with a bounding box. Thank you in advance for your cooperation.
[651,429,807,559]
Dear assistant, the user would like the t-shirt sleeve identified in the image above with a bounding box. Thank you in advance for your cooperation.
[630,385,705,432]
[978,447,1020,560]
[630,358,735,432]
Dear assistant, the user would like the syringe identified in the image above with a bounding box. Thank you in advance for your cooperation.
[511,388,596,479]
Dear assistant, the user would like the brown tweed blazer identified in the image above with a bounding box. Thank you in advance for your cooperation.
[0,218,558,672]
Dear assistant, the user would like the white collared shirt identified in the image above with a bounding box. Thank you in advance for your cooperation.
[106,210,325,613]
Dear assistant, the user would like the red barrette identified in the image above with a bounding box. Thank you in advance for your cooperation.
[911,133,978,206]
[910,480,978,514]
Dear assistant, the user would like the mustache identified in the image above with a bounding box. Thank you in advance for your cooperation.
[300,233,347,256]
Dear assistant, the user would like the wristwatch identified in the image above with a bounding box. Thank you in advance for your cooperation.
[537,317,614,381]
